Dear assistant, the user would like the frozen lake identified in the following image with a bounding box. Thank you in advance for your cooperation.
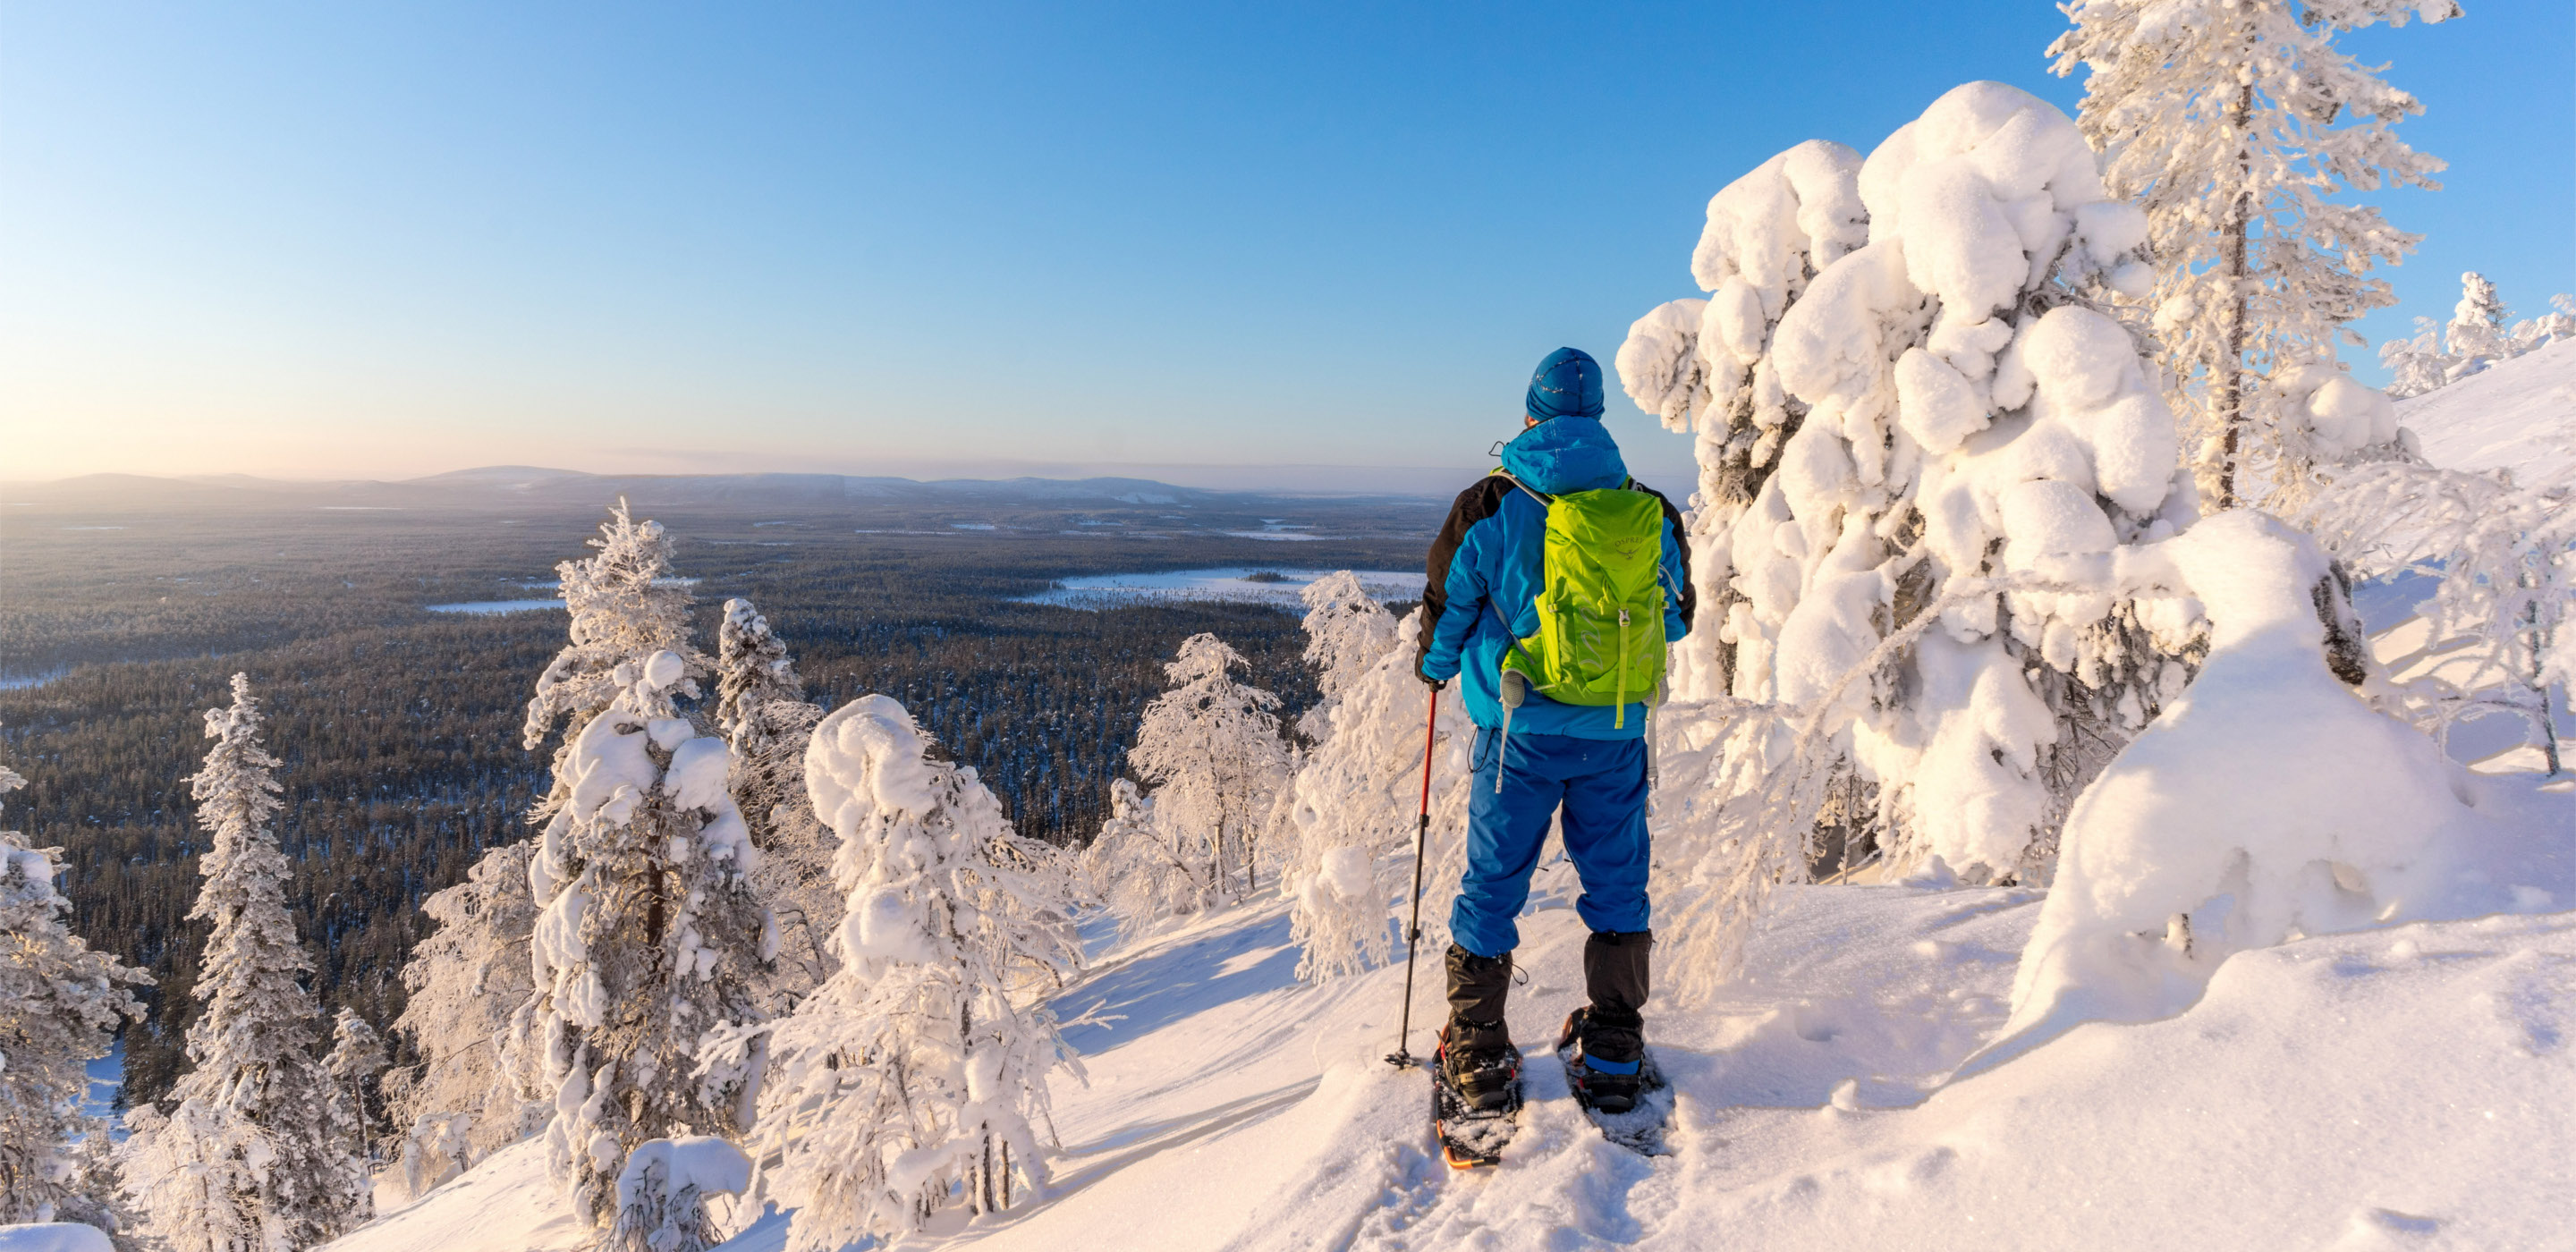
[1017,567,1421,610]
[425,599,565,614]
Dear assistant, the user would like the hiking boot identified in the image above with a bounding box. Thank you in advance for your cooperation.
[1558,1005,1646,1114]
[1440,1017,1521,1112]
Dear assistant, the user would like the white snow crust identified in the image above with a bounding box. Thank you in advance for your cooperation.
[0,1227,114,1252]
[2396,334,2576,483]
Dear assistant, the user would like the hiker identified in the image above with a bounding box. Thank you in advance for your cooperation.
[1415,346,1693,1116]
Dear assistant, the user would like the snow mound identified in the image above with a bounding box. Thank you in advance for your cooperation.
[320,1140,593,1252]
[2396,335,2576,481]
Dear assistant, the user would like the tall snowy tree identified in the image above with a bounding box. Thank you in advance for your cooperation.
[2444,270,2509,373]
[0,748,149,1229]
[121,675,353,1252]
[713,597,838,1000]
[517,508,771,1231]
[384,838,542,1192]
[1616,139,1869,700]
[704,695,1081,1249]
[1119,634,1291,917]
[2050,0,2456,506]
[320,1010,387,1229]
[1638,84,2200,905]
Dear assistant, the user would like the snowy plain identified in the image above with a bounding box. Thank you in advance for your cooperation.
[2397,336,2576,483]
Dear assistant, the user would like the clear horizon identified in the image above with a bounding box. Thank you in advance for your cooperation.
[4,0,2566,483]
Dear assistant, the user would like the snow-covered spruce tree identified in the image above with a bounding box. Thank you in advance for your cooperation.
[1293,572,1398,740]
[2050,0,2455,506]
[385,838,541,1189]
[714,597,838,1001]
[1616,139,1868,700]
[703,696,1081,1249]
[517,506,770,1232]
[1281,611,1475,983]
[0,749,149,1228]
[121,675,350,1252]
[1659,83,2199,892]
[2303,458,2573,774]
[320,1009,386,1228]
[1115,634,1291,919]
[2377,316,2449,399]
[2443,270,2509,376]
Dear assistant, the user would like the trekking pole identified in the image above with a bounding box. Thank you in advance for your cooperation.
[1385,682,1442,1070]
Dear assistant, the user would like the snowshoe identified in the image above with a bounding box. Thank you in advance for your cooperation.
[1557,1008,1672,1155]
[1431,1026,1521,1169]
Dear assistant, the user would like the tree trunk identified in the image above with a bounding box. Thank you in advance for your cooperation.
[2216,78,2257,509]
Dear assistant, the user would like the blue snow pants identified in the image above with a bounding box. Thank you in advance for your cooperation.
[1447,727,1651,959]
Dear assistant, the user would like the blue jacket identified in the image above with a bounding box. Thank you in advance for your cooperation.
[1416,418,1694,739]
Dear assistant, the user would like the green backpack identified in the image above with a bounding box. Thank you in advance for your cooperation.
[1494,471,1669,729]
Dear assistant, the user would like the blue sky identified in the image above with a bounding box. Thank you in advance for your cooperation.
[3,1,2565,488]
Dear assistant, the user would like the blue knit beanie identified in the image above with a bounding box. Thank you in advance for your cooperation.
[1526,347,1605,422]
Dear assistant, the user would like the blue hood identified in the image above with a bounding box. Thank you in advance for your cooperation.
[1501,413,1628,495]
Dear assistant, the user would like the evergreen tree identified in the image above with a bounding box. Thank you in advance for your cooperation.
[1293,572,1397,740]
[704,695,1080,1249]
[121,674,350,1252]
[517,508,769,1231]
[384,838,542,1194]
[321,1009,387,1229]
[2445,270,2510,373]
[1121,634,1290,916]
[714,597,838,1000]
[0,747,149,1229]
[2050,0,2456,505]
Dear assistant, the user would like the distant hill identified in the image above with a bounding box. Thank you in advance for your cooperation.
[0,468,1295,513]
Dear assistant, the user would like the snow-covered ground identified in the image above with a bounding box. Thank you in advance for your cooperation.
[336,766,2572,1252]
[2397,335,2576,482]
[423,599,565,614]
[1017,568,1422,609]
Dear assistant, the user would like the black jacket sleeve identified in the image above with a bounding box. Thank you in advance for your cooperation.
[1418,476,1514,677]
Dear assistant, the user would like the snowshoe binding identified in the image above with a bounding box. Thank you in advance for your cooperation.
[1557,1007,1672,1155]
[1432,1021,1521,1169]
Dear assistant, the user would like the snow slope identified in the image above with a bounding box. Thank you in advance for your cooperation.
[2397,335,2576,482]
[337,784,2573,1252]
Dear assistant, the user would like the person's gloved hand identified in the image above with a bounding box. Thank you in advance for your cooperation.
[1415,656,1449,690]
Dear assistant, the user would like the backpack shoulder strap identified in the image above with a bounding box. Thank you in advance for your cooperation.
[1491,468,1554,506]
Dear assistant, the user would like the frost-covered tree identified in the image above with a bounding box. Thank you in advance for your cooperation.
[1644,84,2201,894]
[1119,634,1291,917]
[2304,459,2572,774]
[2377,316,2449,399]
[320,1010,386,1228]
[2050,0,2456,506]
[0,749,149,1229]
[1294,572,1398,740]
[517,507,770,1231]
[1281,612,1475,983]
[122,675,350,1252]
[2443,270,2509,375]
[705,696,1081,1249]
[1617,140,1869,700]
[714,597,838,1000]
[385,838,542,1190]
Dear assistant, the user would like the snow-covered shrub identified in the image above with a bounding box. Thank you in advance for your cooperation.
[1656,83,2196,888]
[121,675,354,1252]
[714,597,838,1000]
[2051,0,2453,506]
[1281,611,1475,982]
[606,1137,750,1252]
[1115,634,1291,919]
[1295,571,1397,740]
[1966,512,2550,1074]
[518,507,770,1231]
[705,696,1081,1249]
[386,839,544,1173]
[2303,459,2573,774]
[1617,139,1868,701]
[0,751,148,1229]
